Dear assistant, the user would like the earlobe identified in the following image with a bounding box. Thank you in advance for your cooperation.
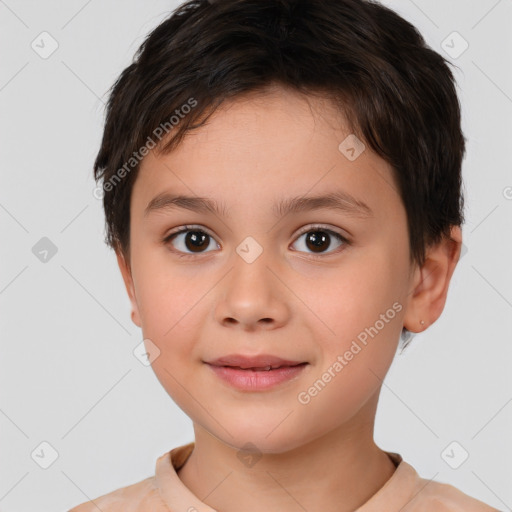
[403,226,462,333]
[115,250,142,328]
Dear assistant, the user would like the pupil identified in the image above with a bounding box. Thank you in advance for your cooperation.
[181,230,331,254]
[306,231,330,253]
[185,231,209,252]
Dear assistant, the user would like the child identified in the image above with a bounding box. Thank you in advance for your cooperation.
[71,0,499,510]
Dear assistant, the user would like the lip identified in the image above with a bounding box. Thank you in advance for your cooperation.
[204,354,308,392]
[205,354,306,370]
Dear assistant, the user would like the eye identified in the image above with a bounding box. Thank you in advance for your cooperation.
[163,225,219,258]
[163,224,350,259]
[291,225,349,257]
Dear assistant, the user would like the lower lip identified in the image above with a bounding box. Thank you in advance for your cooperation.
[206,363,308,391]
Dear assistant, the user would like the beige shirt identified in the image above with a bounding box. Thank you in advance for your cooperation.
[69,442,500,511]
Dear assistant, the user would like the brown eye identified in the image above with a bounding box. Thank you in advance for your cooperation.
[164,225,348,259]
[291,227,348,256]
[165,227,219,256]
[183,231,210,252]
[305,231,331,253]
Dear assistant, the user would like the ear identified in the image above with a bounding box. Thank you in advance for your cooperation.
[403,225,462,333]
[115,250,142,328]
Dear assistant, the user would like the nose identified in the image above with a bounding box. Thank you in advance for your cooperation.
[214,249,291,331]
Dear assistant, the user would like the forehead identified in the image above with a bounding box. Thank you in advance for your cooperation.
[132,86,402,221]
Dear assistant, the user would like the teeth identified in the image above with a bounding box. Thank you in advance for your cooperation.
[224,365,295,371]
[234,365,274,371]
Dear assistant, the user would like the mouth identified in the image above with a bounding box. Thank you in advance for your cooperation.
[205,354,307,369]
[204,357,309,391]
[210,362,307,371]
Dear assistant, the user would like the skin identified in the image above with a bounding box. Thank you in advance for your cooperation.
[116,84,462,512]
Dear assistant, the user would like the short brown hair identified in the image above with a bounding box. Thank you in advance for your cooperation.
[94,0,465,270]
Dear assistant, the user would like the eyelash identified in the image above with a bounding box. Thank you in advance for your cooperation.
[162,224,350,260]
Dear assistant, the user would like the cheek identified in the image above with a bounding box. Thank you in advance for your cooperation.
[310,253,407,385]
[131,245,203,335]
[295,275,403,431]
[133,273,214,390]
[317,258,405,336]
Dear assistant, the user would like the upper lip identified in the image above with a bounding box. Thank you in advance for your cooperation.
[205,354,306,370]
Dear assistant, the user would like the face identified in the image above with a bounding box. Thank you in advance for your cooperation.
[117,85,422,453]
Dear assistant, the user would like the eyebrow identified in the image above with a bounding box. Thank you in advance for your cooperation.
[144,190,373,219]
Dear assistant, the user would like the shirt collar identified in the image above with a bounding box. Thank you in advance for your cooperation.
[155,442,422,512]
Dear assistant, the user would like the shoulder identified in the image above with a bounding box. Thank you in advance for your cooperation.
[67,443,193,512]
[383,454,499,512]
[68,475,166,512]
[407,473,499,511]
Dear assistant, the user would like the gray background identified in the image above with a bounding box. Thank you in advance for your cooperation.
[0,1,511,511]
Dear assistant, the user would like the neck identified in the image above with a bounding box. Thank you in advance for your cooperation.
[177,393,397,512]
